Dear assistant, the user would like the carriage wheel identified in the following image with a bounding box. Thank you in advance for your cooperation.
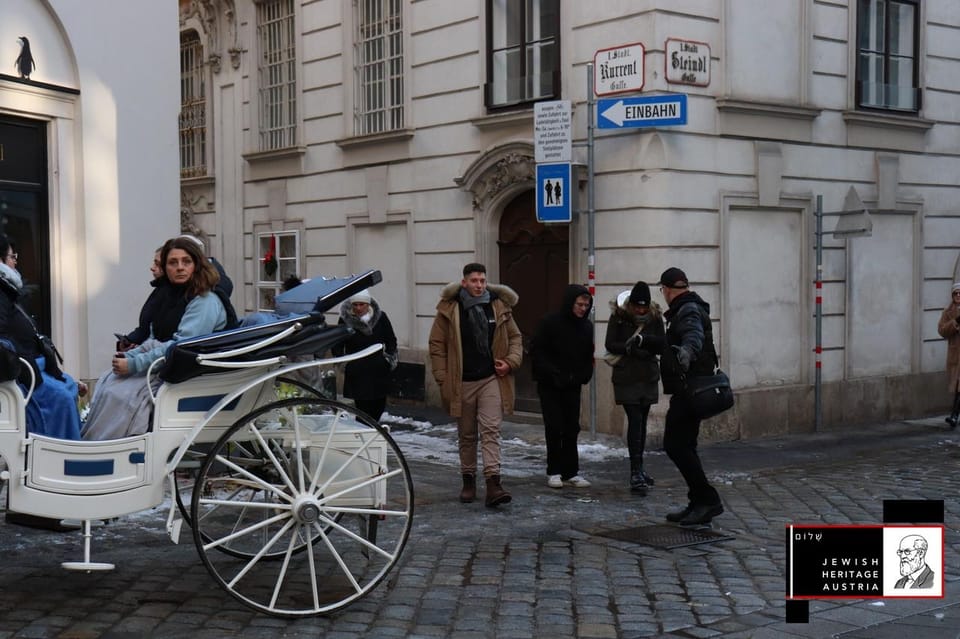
[191,397,414,617]
[174,377,324,525]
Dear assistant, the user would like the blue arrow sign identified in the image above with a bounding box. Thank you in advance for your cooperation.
[597,94,687,129]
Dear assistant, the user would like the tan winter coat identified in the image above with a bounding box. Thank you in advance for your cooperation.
[428,282,523,417]
[937,301,960,392]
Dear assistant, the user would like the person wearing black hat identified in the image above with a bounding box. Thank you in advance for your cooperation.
[604,281,664,494]
[530,284,595,489]
[654,266,724,525]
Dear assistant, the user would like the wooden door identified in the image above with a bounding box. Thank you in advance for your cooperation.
[498,191,569,413]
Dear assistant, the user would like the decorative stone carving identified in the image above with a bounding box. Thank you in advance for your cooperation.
[180,190,211,239]
[179,0,239,74]
[463,152,535,211]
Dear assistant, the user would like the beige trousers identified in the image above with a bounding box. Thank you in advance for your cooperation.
[457,375,503,478]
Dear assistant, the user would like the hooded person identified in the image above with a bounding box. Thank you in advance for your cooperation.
[332,289,398,421]
[530,284,595,488]
[603,280,665,494]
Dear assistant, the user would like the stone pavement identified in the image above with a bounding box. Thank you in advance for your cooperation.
[0,411,957,638]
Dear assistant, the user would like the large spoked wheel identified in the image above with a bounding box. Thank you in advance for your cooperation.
[191,397,414,617]
[173,377,325,525]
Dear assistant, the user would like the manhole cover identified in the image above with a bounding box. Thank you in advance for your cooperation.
[594,524,734,549]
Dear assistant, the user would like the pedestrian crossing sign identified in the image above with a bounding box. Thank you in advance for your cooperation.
[536,162,572,223]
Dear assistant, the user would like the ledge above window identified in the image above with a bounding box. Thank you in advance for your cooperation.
[336,128,414,151]
[242,146,306,181]
[716,99,821,143]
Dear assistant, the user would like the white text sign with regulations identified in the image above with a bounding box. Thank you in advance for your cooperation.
[534,100,572,163]
[597,94,688,129]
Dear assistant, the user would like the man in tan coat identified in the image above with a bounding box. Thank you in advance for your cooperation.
[429,263,522,507]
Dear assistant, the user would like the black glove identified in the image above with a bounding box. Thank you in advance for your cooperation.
[639,334,665,354]
[673,345,692,371]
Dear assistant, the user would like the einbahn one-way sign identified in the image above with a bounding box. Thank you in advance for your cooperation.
[597,94,687,129]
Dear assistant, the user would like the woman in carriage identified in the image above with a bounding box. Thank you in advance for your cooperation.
[82,236,238,440]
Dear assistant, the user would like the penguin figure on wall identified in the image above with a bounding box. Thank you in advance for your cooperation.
[15,36,35,80]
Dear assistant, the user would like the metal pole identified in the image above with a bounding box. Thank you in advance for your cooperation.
[587,63,597,439]
[815,195,823,432]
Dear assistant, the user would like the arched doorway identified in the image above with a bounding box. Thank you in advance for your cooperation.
[498,190,569,413]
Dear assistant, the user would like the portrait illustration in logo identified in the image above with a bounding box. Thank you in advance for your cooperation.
[893,534,935,589]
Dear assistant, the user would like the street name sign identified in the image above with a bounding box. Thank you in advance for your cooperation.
[597,94,688,129]
[536,163,572,223]
[594,42,645,96]
[534,100,572,163]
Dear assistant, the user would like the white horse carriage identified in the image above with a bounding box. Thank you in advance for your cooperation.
[0,270,413,617]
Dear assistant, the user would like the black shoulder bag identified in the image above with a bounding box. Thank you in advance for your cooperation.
[679,307,734,420]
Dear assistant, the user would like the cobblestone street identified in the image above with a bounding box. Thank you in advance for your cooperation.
[0,415,957,638]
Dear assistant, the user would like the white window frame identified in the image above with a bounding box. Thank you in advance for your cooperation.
[354,0,405,136]
[256,0,298,151]
[855,0,920,113]
[255,230,300,311]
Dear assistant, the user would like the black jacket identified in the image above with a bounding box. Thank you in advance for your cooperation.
[530,284,594,389]
[332,299,398,400]
[604,300,664,405]
[125,278,164,344]
[661,290,718,394]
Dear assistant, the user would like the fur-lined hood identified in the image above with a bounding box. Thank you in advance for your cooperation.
[438,281,519,307]
[338,296,383,335]
[0,263,23,295]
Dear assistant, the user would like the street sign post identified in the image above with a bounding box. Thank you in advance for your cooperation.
[535,163,572,223]
[597,94,687,129]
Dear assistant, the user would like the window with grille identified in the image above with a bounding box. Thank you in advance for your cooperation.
[354,0,404,135]
[256,231,300,311]
[485,0,560,109]
[856,0,920,112]
[257,0,298,150]
[179,31,207,178]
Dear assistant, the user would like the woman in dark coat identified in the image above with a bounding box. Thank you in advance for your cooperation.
[530,284,595,488]
[333,290,398,420]
[604,281,665,494]
[0,235,82,440]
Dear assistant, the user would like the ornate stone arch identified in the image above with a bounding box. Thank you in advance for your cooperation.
[454,141,535,280]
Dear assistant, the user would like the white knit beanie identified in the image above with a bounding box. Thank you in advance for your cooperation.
[349,289,372,304]
[952,282,960,293]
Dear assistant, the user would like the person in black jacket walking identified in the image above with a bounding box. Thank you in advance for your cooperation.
[333,289,398,421]
[655,267,723,526]
[530,284,594,488]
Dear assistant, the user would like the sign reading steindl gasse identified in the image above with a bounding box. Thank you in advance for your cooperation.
[593,42,645,96]
[665,38,711,87]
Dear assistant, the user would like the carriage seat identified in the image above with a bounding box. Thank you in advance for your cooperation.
[158,312,352,384]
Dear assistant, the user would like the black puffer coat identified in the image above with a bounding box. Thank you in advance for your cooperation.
[333,298,398,401]
[530,284,594,389]
[604,298,664,405]
[661,290,717,394]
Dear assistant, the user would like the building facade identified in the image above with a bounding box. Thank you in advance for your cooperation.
[2,0,180,378]
[180,0,960,440]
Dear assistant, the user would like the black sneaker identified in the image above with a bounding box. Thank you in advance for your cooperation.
[947,416,959,429]
[641,471,656,487]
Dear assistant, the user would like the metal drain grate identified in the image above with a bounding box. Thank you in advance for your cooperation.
[594,524,734,549]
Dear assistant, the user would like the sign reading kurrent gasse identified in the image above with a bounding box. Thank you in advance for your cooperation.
[665,38,710,87]
[593,43,645,96]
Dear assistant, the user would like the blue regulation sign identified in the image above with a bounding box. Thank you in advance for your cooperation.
[536,163,572,223]
[597,94,687,129]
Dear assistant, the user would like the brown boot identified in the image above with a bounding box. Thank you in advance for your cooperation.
[459,474,476,503]
[484,475,512,507]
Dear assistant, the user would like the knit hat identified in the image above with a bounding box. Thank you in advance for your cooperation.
[659,267,689,289]
[628,281,651,307]
[952,282,960,293]
[348,289,372,304]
